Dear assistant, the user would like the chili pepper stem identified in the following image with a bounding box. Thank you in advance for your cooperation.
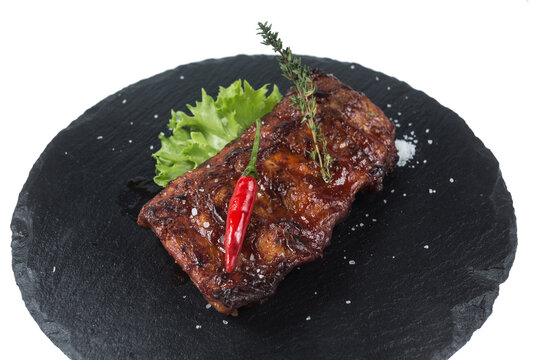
[242,118,261,178]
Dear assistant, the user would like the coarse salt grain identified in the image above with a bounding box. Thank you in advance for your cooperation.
[350,64,355,69]
[427,139,433,145]
[154,114,159,119]
[191,208,198,216]
[450,178,454,183]
[97,136,103,140]
[395,139,416,167]
[346,300,351,304]
[306,316,311,321]
[122,99,127,104]
[149,145,154,150]
[223,320,228,325]
[195,325,201,329]
[349,260,356,265]
[205,304,211,309]
[203,222,210,228]
[424,245,429,249]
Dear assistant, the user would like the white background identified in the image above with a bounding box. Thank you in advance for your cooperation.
[1,1,539,359]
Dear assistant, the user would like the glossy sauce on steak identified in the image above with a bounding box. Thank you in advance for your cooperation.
[138,71,397,314]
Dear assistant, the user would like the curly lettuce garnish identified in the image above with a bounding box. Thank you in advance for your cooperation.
[153,80,282,187]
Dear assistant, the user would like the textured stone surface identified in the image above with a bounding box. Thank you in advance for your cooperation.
[11,55,517,359]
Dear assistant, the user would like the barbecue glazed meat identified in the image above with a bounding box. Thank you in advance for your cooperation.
[138,71,397,315]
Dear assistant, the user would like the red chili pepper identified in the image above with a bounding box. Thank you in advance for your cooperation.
[224,119,262,273]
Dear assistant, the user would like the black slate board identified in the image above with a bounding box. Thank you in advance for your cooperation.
[11,55,517,360]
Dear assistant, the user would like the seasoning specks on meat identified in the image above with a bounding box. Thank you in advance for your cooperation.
[138,71,397,315]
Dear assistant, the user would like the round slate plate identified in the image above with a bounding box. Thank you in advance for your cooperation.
[11,55,517,360]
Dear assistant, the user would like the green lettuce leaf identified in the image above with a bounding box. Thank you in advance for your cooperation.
[153,79,282,187]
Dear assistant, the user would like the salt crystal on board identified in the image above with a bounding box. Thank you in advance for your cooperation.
[395,139,416,167]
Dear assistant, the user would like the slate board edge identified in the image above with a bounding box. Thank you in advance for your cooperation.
[10,54,517,360]
[433,168,517,360]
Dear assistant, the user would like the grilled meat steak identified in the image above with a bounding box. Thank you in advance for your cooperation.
[138,71,397,314]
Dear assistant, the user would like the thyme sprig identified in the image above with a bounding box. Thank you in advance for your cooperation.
[257,21,333,183]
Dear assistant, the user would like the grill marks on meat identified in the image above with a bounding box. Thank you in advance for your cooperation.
[138,71,397,314]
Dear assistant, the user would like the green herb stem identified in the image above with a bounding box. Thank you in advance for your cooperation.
[257,21,333,183]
